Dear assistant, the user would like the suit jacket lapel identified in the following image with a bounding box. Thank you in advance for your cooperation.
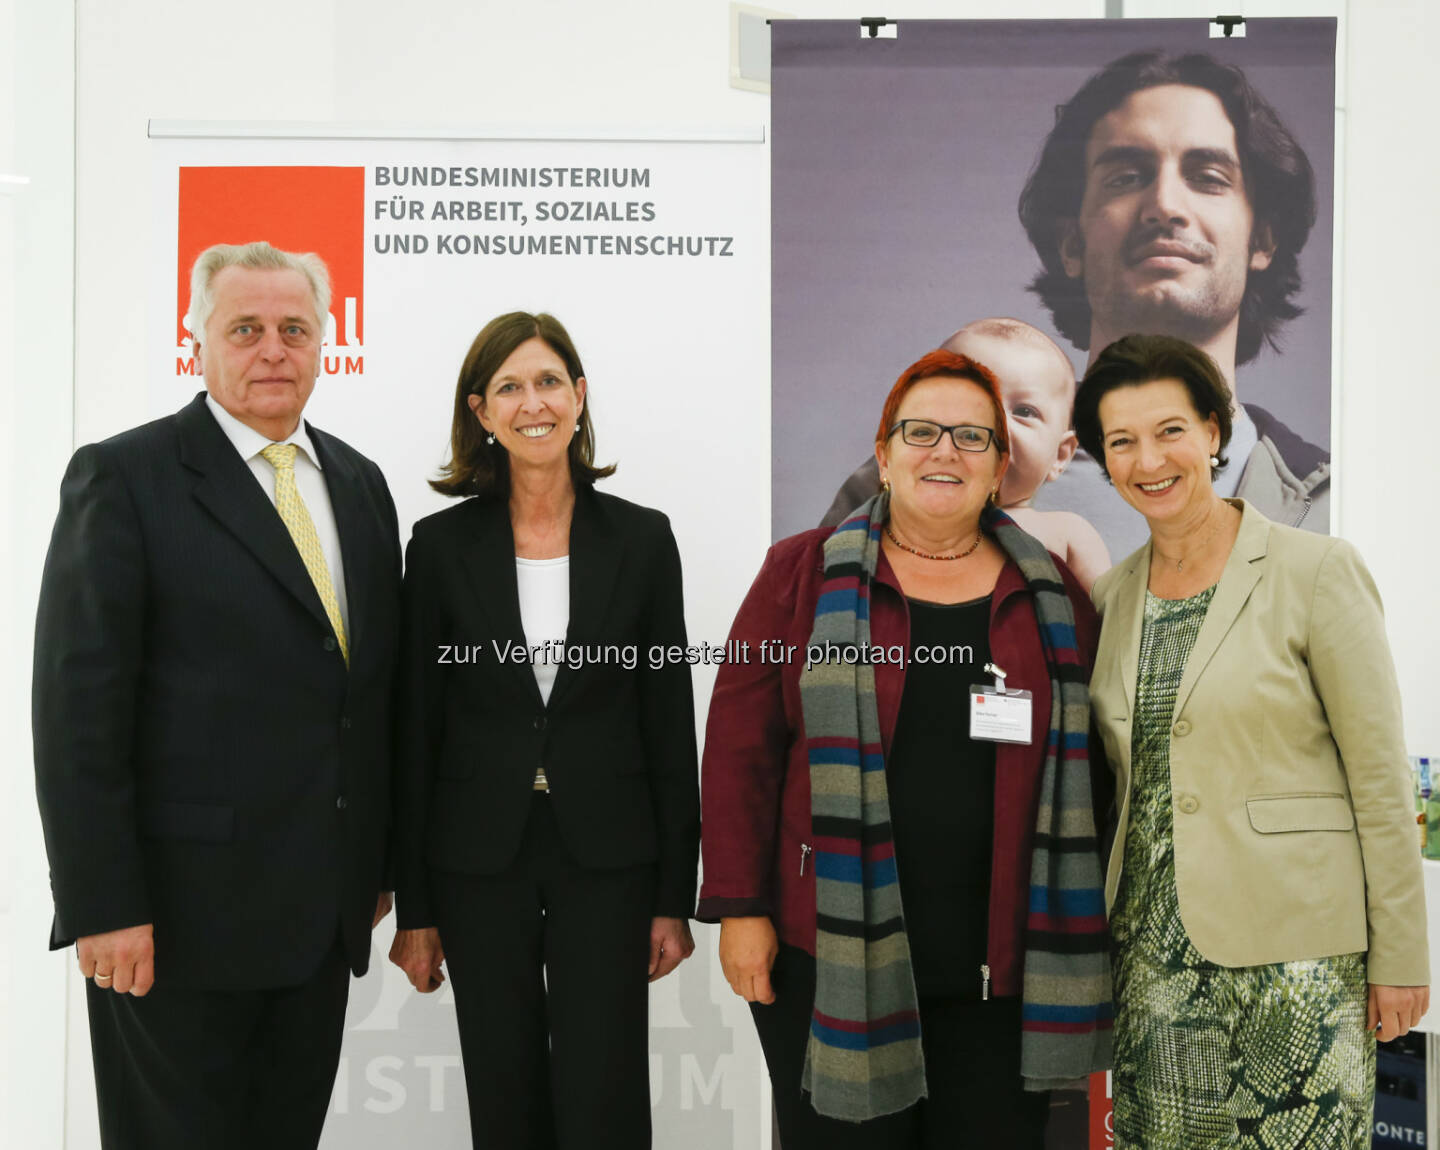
[309,425,372,658]
[456,498,544,708]
[549,489,621,710]
[177,394,331,631]
[1174,500,1268,718]
[1107,543,1150,723]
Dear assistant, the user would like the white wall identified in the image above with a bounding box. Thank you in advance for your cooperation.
[68,0,1102,447]
[1337,0,1440,761]
[5,1,76,1148]
[7,0,1439,1146]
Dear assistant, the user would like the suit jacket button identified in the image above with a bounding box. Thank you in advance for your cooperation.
[341,717,352,730]
[1177,794,1199,814]
[1172,719,1192,737]
[336,796,348,811]
[323,636,339,652]
[533,715,547,731]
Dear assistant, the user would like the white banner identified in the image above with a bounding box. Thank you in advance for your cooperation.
[149,130,772,1150]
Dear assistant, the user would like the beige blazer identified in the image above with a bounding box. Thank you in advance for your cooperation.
[1091,499,1428,984]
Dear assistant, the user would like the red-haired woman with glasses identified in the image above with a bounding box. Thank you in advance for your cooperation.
[699,350,1113,1149]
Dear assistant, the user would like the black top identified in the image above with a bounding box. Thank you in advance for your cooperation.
[887,595,995,998]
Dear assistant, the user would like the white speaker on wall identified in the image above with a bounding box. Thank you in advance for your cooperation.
[730,4,789,94]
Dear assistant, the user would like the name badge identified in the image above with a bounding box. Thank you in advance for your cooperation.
[969,661,1033,745]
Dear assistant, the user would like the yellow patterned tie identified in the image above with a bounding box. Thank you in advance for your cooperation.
[260,443,349,665]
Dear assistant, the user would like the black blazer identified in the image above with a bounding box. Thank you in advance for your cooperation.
[32,393,401,989]
[393,488,700,927]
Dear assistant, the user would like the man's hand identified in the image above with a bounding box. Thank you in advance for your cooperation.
[648,916,696,982]
[718,916,778,1004]
[373,891,394,928]
[77,923,155,996]
[389,928,445,993]
[1369,984,1429,1042]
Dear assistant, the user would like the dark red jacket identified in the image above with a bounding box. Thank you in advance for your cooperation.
[696,527,1099,998]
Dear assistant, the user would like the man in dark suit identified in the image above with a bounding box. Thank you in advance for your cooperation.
[33,241,401,1149]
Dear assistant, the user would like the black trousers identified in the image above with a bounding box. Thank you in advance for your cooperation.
[432,793,656,1150]
[750,945,1049,1150]
[84,939,350,1150]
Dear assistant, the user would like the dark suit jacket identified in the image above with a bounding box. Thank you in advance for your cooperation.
[33,392,401,989]
[393,488,700,928]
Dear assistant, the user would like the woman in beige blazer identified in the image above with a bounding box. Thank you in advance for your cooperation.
[1074,334,1428,1149]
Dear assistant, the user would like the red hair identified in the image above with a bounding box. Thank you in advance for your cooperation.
[875,350,1010,457]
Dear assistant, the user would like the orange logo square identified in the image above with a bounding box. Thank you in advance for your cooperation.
[175,166,364,375]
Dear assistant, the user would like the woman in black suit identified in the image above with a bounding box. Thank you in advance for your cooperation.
[389,312,700,1150]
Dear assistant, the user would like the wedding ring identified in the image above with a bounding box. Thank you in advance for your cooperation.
[93,973,113,983]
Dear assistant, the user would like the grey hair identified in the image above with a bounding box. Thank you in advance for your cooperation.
[186,241,332,353]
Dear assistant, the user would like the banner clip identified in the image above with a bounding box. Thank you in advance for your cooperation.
[859,18,896,40]
[1211,15,1246,38]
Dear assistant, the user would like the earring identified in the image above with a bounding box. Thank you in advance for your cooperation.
[1209,455,1219,467]
[880,474,891,493]
[486,433,496,445]
[987,488,999,506]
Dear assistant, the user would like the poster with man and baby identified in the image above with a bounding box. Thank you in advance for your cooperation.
[770,18,1335,587]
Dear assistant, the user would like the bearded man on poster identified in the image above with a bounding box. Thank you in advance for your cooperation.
[33,240,400,1149]
[1019,49,1328,557]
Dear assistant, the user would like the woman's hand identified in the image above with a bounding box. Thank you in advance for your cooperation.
[1369,983,1429,1041]
[719,916,779,1004]
[389,927,446,993]
[649,916,696,982]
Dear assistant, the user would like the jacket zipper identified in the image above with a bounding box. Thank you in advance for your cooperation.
[1291,496,1312,529]
[799,843,813,876]
[980,963,991,1001]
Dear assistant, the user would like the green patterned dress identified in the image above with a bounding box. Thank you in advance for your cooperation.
[1110,587,1373,1150]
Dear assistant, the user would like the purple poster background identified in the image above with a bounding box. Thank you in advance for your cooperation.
[771,18,1336,554]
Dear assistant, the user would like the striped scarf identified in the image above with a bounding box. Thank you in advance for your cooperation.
[798,493,1111,1121]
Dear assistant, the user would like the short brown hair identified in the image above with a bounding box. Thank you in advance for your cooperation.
[431,312,615,498]
[1073,334,1233,479]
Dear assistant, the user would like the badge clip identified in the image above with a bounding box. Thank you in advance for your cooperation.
[970,662,1033,745]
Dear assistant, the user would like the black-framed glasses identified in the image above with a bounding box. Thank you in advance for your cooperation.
[887,419,997,453]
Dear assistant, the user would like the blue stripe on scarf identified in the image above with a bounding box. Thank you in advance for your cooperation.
[806,746,886,770]
[815,853,897,887]
[1039,620,1077,649]
[811,1016,922,1051]
[808,744,860,767]
[1022,1002,1115,1024]
[1028,887,1106,917]
[815,589,869,620]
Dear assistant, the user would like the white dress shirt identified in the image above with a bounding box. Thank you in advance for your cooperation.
[205,395,350,636]
[515,556,571,705]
